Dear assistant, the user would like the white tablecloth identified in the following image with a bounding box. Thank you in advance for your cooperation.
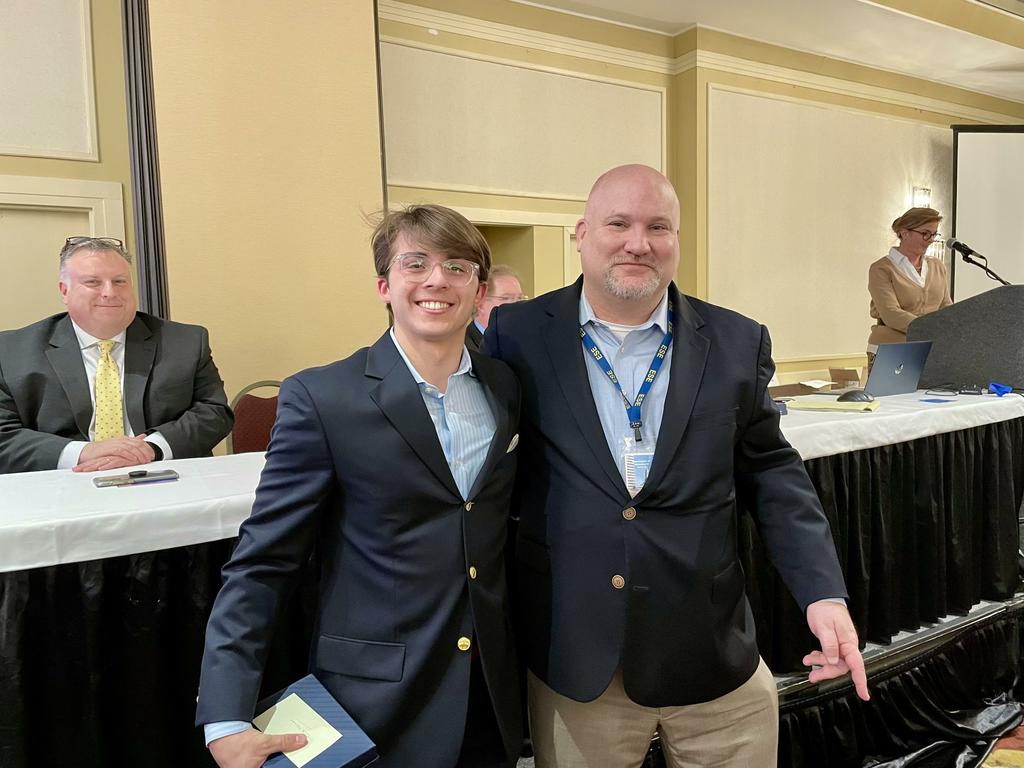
[3,392,1022,572]
[0,452,265,573]
[780,391,1024,461]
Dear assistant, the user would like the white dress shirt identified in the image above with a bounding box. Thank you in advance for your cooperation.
[56,321,172,469]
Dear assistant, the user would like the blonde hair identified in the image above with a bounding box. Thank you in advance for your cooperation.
[892,207,942,236]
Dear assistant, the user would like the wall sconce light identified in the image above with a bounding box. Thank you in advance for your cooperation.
[912,186,931,207]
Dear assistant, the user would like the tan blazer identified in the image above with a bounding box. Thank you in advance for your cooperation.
[867,255,952,348]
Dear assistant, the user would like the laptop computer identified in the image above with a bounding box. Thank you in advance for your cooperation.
[865,341,933,396]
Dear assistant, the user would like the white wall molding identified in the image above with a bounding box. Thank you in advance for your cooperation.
[379,38,668,177]
[380,42,665,198]
[387,196,580,227]
[688,50,1022,125]
[0,175,125,238]
[0,0,99,160]
[388,178,588,203]
[381,1,1022,125]
[379,0,672,74]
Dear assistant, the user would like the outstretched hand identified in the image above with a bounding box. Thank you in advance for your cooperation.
[803,600,870,701]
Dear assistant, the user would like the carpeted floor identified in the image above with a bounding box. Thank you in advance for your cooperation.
[982,724,1024,767]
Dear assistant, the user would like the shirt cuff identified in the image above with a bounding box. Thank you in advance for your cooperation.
[57,441,88,470]
[205,721,252,747]
[811,597,847,608]
[145,431,173,461]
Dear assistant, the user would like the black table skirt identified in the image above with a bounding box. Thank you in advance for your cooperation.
[2,416,1022,767]
[0,540,317,768]
[745,415,1024,672]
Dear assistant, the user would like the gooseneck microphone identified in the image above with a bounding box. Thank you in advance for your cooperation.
[946,237,1011,286]
[946,237,981,258]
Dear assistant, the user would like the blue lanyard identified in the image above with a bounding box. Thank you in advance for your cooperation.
[579,304,674,443]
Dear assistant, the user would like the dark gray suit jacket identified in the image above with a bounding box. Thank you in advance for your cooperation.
[0,312,233,473]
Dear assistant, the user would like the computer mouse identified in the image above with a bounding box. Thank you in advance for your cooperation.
[837,389,875,402]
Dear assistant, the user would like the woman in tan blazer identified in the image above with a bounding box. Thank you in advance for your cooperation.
[867,207,952,372]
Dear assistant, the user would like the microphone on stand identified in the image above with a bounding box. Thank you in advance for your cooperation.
[946,238,1011,286]
[946,238,983,258]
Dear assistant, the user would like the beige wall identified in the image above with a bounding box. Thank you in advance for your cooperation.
[380,0,1024,380]
[148,0,385,402]
[478,224,567,300]
[0,0,134,332]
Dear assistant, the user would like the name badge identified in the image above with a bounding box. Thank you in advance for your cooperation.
[621,435,654,497]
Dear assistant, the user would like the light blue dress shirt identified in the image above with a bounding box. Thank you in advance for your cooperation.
[204,331,496,746]
[579,290,672,485]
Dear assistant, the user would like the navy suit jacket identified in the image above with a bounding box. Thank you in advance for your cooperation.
[464,321,483,352]
[482,279,847,706]
[197,332,523,768]
[0,312,232,473]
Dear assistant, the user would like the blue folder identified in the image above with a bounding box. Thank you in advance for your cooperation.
[255,674,378,768]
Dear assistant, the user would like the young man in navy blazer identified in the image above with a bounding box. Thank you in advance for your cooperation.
[483,165,868,767]
[198,205,522,768]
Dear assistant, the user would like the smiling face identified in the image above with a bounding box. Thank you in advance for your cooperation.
[576,165,680,307]
[59,248,138,339]
[377,230,486,348]
[897,220,940,261]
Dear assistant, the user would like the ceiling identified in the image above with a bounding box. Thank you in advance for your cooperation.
[516,0,1024,104]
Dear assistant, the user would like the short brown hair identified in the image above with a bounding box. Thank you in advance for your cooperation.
[370,204,491,282]
[892,207,942,235]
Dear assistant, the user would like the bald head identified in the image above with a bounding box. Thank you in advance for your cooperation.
[575,165,681,322]
[583,164,680,229]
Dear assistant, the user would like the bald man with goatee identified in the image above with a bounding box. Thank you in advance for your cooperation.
[482,164,867,767]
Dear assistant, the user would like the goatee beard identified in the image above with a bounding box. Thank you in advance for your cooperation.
[603,264,661,301]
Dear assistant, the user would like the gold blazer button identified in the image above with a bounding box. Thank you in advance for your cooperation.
[611,574,625,589]
[458,636,472,651]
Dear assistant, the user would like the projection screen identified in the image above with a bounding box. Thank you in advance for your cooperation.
[951,126,1024,300]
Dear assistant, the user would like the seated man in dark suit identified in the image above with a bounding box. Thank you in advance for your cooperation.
[198,205,522,768]
[0,236,232,474]
[465,264,527,351]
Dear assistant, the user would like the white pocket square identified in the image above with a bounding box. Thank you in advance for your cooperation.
[506,433,519,453]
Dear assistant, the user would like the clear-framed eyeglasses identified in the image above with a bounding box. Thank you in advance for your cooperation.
[490,294,529,304]
[389,253,480,287]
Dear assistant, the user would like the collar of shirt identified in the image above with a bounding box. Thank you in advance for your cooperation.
[579,287,670,336]
[473,319,485,334]
[70,320,126,350]
[388,327,475,395]
[886,247,928,287]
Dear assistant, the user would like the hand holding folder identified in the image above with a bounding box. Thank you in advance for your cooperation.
[208,675,376,768]
[255,675,378,768]
[208,729,308,768]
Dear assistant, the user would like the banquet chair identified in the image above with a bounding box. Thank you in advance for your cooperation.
[226,380,281,454]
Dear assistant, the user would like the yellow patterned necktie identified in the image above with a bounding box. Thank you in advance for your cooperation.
[94,340,125,440]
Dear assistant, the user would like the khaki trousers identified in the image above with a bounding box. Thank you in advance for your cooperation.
[528,659,778,768]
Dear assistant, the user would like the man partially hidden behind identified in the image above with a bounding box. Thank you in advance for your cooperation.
[0,236,232,474]
[483,165,869,768]
[197,205,523,768]
[465,264,527,351]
